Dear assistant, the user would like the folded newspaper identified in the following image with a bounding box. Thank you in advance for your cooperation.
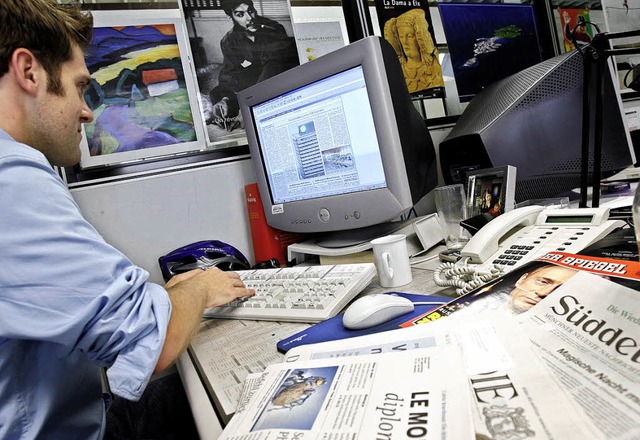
[219,345,475,439]
[516,271,640,439]
[279,311,602,439]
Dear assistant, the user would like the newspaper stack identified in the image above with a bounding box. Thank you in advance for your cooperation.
[220,252,640,439]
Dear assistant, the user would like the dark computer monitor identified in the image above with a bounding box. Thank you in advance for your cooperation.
[238,36,437,248]
[439,49,635,203]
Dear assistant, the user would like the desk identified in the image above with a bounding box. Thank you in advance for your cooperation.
[177,248,454,439]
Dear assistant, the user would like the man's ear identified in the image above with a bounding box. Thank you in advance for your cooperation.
[10,48,43,96]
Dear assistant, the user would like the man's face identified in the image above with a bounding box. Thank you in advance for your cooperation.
[231,3,258,33]
[510,266,577,312]
[33,44,94,167]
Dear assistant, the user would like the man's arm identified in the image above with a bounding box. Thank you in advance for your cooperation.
[155,268,254,373]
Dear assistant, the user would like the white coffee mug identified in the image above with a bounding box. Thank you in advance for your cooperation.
[370,234,413,288]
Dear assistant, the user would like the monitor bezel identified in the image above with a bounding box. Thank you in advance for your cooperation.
[238,36,414,234]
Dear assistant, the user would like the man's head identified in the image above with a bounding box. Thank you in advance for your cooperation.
[509,265,577,312]
[0,0,93,95]
[0,0,95,167]
[221,0,258,33]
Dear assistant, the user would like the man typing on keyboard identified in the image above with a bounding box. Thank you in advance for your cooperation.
[0,2,254,437]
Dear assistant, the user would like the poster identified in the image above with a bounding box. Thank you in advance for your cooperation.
[557,8,594,52]
[373,0,445,98]
[437,3,543,102]
[182,0,300,148]
[294,21,345,64]
[79,10,205,169]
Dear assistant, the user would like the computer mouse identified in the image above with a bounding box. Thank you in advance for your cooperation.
[342,293,415,330]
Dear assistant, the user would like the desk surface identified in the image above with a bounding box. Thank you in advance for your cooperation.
[180,248,454,436]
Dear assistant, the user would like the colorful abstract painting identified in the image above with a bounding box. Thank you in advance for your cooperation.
[83,24,197,158]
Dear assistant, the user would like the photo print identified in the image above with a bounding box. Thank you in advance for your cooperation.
[438,3,543,102]
[374,0,445,98]
[181,0,300,148]
[80,11,205,169]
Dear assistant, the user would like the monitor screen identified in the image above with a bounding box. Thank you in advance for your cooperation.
[238,36,437,248]
[251,66,386,205]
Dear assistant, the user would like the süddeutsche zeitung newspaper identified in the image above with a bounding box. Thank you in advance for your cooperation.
[517,269,640,439]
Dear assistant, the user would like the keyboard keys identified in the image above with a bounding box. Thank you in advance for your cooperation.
[203,263,376,323]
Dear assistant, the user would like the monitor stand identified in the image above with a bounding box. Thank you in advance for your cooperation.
[314,219,417,248]
[287,218,423,264]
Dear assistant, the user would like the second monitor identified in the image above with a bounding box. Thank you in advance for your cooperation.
[238,36,437,248]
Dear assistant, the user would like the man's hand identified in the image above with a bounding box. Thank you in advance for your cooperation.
[191,267,255,307]
[165,267,255,308]
[210,97,241,131]
[155,268,255,372]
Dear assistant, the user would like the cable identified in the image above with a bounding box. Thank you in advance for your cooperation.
[433,257,504,296]
[623,64,640,92]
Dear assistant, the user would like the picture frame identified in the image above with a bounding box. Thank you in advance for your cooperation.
[466,165,516,218]
[181,0,300,149]
[79,9,206,169]
[437,3,543,102]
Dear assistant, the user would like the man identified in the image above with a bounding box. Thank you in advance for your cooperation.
[450,263,577,317]
[208,0,299,130]
[507,264,577,313]
[0,1,253,438]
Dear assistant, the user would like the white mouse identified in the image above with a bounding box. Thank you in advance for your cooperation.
[342,293,415,330]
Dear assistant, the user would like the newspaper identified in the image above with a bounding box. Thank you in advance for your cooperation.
[281,313,599,439]
[218,345,475,439]
[516,271,640,439]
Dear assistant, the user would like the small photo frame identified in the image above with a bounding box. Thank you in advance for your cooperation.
[466,165,516,218]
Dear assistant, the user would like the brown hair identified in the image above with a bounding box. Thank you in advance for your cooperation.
[0,0,93,95]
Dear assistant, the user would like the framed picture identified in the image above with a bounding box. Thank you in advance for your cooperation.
[466,165,516,218]
[79,9,206,169]
[437,3,543,102]
[373,0,445,99]
[181,0,300,149]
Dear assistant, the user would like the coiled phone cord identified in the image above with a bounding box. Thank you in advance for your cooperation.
[433,258,504,296]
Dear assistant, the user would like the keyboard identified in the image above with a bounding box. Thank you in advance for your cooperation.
[203,263,376,323]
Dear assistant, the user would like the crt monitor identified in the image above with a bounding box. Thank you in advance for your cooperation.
[439,49,635,203]
[238,36,437,247]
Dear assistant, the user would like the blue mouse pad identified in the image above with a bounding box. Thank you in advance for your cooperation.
[276,292,449,353]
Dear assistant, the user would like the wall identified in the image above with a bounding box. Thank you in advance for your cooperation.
[71,159,257,284]
[70,127,453,285]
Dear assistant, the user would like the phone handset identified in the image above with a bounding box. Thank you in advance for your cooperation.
[460,205,545,264]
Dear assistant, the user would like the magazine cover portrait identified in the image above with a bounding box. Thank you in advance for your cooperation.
[374,0,445,98]
[182,0,300,148]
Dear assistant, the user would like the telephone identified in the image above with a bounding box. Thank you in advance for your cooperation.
[434,205,627,295]
[460,205,626,271]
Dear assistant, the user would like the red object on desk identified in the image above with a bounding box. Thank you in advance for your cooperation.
[244,183,305,265]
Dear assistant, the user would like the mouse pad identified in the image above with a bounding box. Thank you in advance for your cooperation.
[276,292,450,353]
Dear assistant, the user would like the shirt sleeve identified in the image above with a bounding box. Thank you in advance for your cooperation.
[0,148,171,400]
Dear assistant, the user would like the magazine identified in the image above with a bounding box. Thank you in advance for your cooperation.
[400,251,640,327]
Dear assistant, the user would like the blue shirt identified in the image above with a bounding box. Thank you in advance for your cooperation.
[0,130,171,439]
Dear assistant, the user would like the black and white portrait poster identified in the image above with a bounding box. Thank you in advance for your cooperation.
[182,0,300,148]
[373,0,445,98]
